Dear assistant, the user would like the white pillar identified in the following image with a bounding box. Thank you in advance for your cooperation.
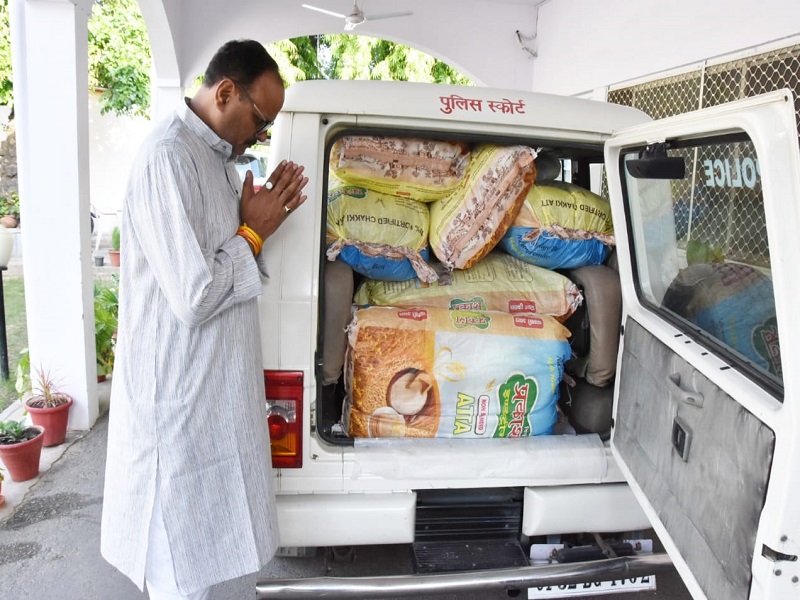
[10,0,97,430]
[151,78,184,123]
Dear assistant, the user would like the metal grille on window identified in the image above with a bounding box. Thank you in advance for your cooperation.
[608,43,800,269]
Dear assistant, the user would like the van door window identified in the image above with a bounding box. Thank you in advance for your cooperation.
[621,136,783,392]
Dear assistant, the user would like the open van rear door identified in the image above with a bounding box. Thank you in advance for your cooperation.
[604,90,800,600]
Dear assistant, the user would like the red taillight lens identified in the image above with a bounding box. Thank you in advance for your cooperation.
[268,413,289,439]
[264,370,303,468]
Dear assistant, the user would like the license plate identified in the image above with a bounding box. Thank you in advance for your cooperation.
[527,540,656,598]
[527,576,656,598]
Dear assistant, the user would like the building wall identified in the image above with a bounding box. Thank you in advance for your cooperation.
[532,0,800,96]
[88,92,150,214]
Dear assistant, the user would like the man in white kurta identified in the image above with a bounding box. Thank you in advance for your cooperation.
[101,40,308,597]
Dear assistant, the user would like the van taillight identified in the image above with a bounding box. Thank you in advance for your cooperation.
[264,370,303,468]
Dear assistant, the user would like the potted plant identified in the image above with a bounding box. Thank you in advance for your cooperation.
[18,359,74,447]
[94,277,119,381]
[108,226,120,267]
[0,419,44,482]
[0,191,20,228]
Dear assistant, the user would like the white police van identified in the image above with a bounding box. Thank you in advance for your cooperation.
[254,80,800,599]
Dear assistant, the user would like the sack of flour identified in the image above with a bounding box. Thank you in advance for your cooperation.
[344,306,571,439]
[330,136,471,202]
[500,181,614,269]
[326,181,437,282]
[429,144,537,270]
[662,262,781,377]
[354,251,582,321]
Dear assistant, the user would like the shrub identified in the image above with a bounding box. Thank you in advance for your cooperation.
[111,226,121,251]
[0,192,20,221]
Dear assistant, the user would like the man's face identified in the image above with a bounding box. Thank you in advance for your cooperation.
[226,70,285,156]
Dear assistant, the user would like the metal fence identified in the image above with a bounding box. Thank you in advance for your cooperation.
[607,43,800,268]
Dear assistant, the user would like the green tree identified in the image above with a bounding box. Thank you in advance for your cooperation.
[88,0,151,117]
[0,0,151,118]
[269,34,472,86]
[0,0,12,110]
[267,36,330,85]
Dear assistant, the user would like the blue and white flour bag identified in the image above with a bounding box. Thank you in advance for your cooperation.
[326,180,437,282]
[662,262,781,377]
[344,306,572,438]
[500,181,614,269]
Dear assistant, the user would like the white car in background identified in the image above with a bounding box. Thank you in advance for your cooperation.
[234,152,268,192]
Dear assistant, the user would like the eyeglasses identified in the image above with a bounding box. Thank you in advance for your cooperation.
[230,79,274,135]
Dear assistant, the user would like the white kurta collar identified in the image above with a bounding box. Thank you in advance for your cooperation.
[178,98,234,160]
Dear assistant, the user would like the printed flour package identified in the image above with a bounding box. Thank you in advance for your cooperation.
[429,144,537,270]
[326,181,437,282]
[329,136,471,202]
[500,181,614,269]
[344,306,572,439]
[662,262,781,377]
[353,251,583,321]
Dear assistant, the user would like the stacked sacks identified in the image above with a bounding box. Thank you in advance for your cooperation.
[326,136,472,282]
[430,144,537,270]
[500,180,614,270]
[326,140,584,440]
[344,306,572,438]
[354,250,582,322]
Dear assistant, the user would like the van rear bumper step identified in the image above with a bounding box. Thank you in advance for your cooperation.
[255,552,673,598]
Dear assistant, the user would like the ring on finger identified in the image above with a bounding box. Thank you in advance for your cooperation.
[284,205,292,214]
[265,181,274,190]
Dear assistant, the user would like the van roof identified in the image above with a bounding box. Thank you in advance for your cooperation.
[282,80,651,137]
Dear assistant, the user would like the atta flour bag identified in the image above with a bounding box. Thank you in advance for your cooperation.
[501,181,614,269]
[344,306,571,439]
[353,251,582,321]
[329,136,470,202]
[326,182,437,282]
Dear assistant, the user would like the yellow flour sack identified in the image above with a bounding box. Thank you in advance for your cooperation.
[330,136,471,202]
[344,306,572,439]
[354,251,582,321]
[326,182,436,282]
[500,181,614,269]
[429,145,537,271]
[515,181,614,236]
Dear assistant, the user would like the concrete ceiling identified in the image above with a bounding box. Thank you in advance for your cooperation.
[138,0,552,91]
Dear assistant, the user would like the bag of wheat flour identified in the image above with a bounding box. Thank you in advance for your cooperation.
[330,136,471,202]
[344,306,571,439]
[500,181,614,269]
[429,144,537,270]
[326,181,437,282]
[662,262,781,377]
[354,251,582,321]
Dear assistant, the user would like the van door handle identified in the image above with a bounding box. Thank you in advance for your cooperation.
[666,373,704,408]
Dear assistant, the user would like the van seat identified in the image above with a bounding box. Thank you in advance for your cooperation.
[322,258,354,386]
[560,264,622,439]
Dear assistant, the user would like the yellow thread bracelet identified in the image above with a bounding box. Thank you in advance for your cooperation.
[237,224,263,256]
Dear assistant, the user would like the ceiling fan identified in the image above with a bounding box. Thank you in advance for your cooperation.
[301,2,413,31]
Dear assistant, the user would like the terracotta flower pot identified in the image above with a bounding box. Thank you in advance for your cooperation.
[26,397,73,447]
[0,426,45,482]
[108,249,120,267]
